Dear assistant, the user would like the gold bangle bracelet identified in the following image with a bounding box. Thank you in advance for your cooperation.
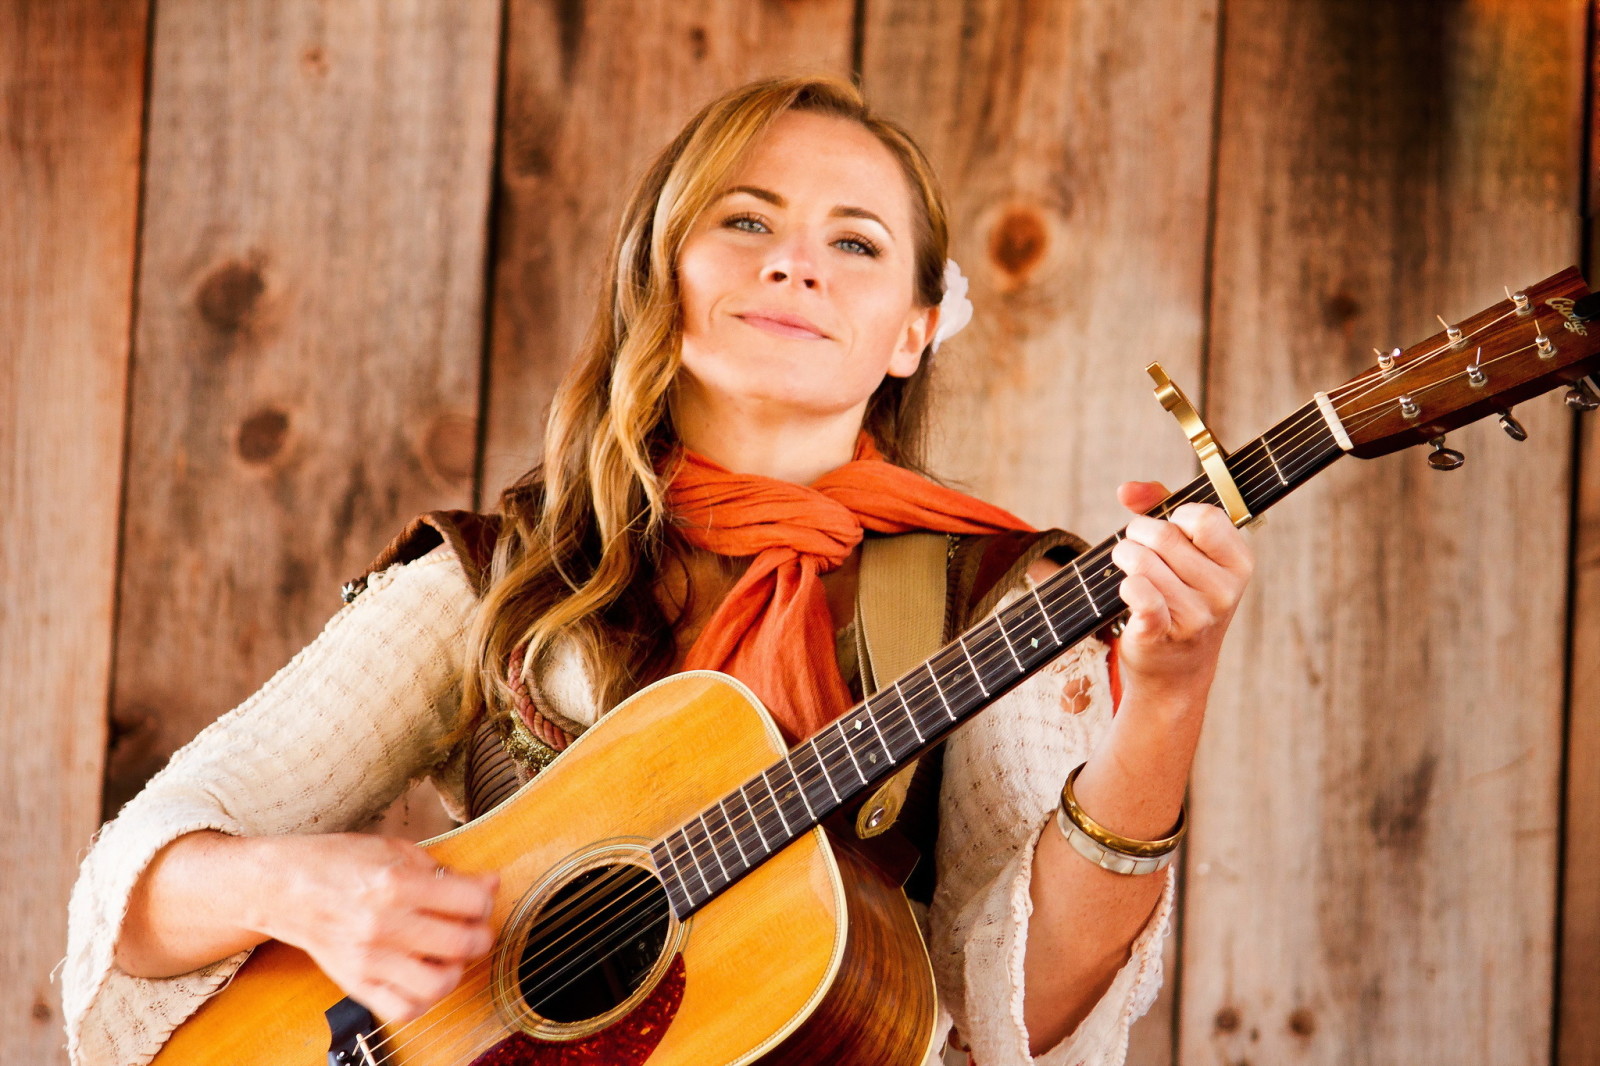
[1060,762,1187,859]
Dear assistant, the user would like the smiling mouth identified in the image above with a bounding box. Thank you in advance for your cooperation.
[736,315,828,340]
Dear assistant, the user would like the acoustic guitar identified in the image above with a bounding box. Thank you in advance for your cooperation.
[149,267,1600,1066]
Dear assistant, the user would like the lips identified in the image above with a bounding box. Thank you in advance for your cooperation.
[735,311,829,340]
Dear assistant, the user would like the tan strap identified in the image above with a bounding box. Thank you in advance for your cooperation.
[853,532,949,839]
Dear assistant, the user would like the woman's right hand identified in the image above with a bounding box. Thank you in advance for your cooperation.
[259,834,500,1022]
[118,830,499,1023]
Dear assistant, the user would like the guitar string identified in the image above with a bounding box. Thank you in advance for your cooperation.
[365,311,1564,1059]
[367,408,1348,1065]
[378,355,1516,1061]
[369,398,1351,1061]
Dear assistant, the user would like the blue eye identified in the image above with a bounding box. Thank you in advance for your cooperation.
[725,213,768,234]
[836,235,881,258]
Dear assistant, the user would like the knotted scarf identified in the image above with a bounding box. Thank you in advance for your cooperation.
[668,434,1032,741]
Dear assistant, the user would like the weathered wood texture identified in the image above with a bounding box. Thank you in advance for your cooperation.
[0,3,150,1063]
[1561,14,1600,1055]
[1194,4,1584,1066]
[859,4,1221,1059]
[107,0,502,830]
[859,0,1219,542]
[480,0,856,498]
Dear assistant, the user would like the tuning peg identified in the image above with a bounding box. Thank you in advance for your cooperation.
[1497,409,1528,441]
[1427,436,1465,470]
[1438,315,1465,350]
[1467,347,1486,387]
[1566,378,1600,411]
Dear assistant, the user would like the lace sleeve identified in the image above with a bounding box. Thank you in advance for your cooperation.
[928,625,1175,1065]
[62,543,480,1066]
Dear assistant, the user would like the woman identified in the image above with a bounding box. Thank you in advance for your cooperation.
[65,74,1251,1065]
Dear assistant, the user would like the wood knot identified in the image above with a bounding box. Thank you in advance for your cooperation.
[1214,1006,1242,1033]
[1322,291,1361,330]
[301,44,329,77]
[1288,1007,1316,1036]
[197,260,266,332]
[238,408,291,464]
[422,413,477,486]
[988,208,1048,287]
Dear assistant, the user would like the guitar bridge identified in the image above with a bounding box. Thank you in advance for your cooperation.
[326,997,380,1066]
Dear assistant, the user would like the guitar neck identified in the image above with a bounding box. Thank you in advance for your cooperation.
[652,400,1346,918]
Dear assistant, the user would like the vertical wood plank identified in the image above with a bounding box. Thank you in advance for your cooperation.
[860,0,1220,541]
[1194,3,1584,1063]
[480,0,857,496]
[1560,12,1600,1051]
[860,3,1221,1060]
[108,1,502,818]
[0,2,150,1061]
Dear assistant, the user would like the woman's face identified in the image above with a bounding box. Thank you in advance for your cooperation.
[674,110,935,427]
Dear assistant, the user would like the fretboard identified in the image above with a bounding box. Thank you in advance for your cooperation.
[651,400,1344,918]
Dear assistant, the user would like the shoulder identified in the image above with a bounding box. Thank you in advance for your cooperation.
[948,528,1087,629]
[341,509,503,603]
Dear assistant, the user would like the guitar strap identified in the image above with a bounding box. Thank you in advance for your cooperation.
[851,532,950,840]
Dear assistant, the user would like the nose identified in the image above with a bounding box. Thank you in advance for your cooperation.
[762,236,820,289]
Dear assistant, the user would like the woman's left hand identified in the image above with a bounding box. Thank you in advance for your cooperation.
[1108,480,1255,708]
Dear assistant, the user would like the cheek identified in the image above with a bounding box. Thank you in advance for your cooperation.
[677,243,743,329]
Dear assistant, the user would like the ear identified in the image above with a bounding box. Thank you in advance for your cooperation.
[887,303,938,379]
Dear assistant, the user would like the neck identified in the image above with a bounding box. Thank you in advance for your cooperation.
[671,387,867,484]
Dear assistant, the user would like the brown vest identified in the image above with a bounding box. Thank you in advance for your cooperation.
[343,510,1087,903]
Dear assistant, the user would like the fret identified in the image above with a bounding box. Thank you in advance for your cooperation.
[808,734,842,804]
[653,839,685,900]
[699,811,731,884]
[1262,435,1288,486]
[927,661,956,721]
[782,762,817,821]
[1029,582,1061,644]
[679,827,714,898]
[740,785,771,852]
[895,680,926,744]
[1073,561,1098,614]
[865,706,894,767]
[838,721,869,783]
[655,851,691,915]
[957,634,989,696]
[717,796,750,866]
[994,614,1023,670]
[761,771,793,835]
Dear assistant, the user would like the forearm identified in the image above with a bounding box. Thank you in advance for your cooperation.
[115,830,287,977]
[1021,685,1203,1054]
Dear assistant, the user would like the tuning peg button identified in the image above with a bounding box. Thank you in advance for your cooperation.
[1427,436,1465,470]
[1498,410,1528,441]
[1566,379,1600,411]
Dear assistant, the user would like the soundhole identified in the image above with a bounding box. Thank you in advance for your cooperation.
[517,862,672,1025]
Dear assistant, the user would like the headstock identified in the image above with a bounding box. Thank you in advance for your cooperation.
[1326,266,1600,460]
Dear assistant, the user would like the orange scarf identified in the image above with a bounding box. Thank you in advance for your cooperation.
[668,435,1032,741]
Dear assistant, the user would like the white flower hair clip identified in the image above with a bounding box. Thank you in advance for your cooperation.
[930,258,973,354]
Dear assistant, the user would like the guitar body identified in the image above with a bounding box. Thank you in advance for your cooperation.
[149,672,940,1066]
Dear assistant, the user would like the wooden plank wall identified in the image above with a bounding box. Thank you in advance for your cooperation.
[0,3,150,1062]
[1196,5,1584,1066]
[4,3,1597,1065]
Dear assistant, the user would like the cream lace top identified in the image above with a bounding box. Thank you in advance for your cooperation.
[63,539,1173,1066]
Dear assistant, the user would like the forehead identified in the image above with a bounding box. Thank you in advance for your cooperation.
[719,111,914,228]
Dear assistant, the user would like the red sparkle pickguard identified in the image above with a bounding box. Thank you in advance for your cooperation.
[468,954,686,1066]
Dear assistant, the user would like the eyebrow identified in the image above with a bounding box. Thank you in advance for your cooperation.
[717,184,895,241]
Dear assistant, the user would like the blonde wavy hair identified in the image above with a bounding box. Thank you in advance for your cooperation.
[460,73,953,732]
